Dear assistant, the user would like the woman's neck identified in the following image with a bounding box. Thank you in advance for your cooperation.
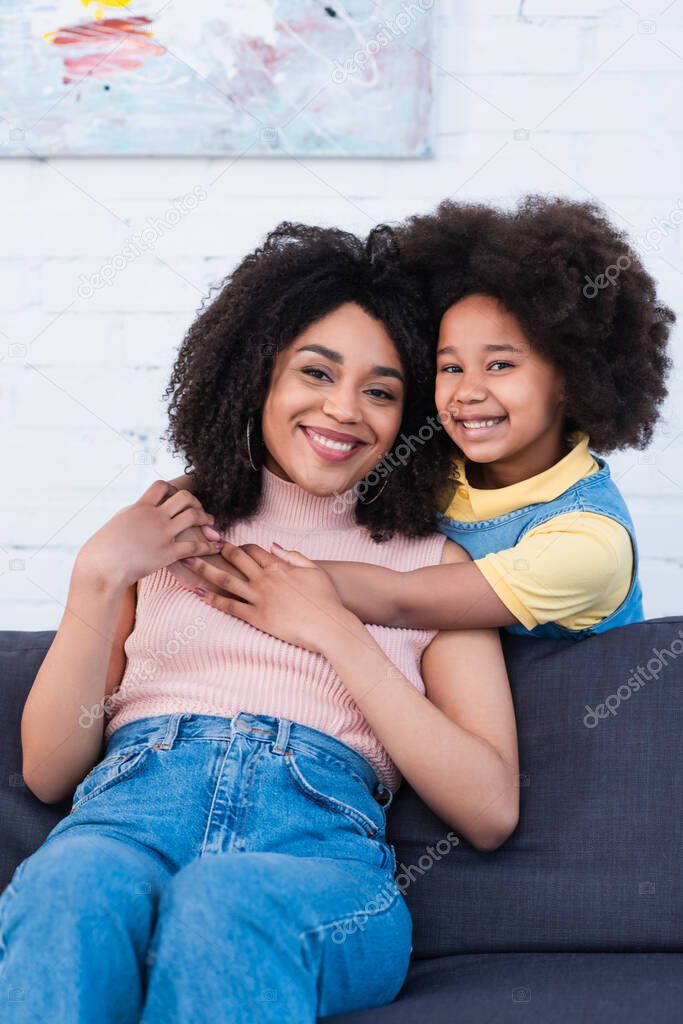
[255,466,357,530]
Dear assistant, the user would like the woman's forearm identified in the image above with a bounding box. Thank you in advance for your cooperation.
[21,561,129,804]
[319,612,518,851]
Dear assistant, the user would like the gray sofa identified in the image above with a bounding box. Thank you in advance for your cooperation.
[2,620,682,1022]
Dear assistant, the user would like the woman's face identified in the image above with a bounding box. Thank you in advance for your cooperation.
[261,301,405,496]
[434,293,565,477]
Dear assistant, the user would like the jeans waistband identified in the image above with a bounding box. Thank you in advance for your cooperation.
[105,712,384,796]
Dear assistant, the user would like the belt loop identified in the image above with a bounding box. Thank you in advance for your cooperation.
[271,718,292,756]
[154,712,189,750]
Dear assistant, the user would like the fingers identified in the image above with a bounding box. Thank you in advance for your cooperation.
[196,590,258,625]
[218,541,262,580]
[200,523,223,540]
[270,544,314,568]
[169,507,217,539]
[240,543,278,568]
[171,552,255,598]
[165,561,202,591]
[161,488,210,519]
[138,479,178,506]
[183,558,255,602]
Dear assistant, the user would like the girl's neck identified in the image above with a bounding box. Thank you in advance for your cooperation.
[466,431,572,490]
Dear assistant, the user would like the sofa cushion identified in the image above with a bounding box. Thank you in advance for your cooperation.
[387,617,683,957]
[325,952,683,1023]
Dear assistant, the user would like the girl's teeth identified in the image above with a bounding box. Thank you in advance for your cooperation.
[462,419,502,429]
[309,430,355,451]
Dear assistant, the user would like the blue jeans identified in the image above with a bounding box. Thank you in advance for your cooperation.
[0,711,412,1023]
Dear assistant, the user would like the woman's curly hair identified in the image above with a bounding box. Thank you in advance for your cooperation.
[394,194,675,453]
[162,221,452,542]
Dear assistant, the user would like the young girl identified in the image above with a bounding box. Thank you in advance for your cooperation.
[214,196,673,641]
[2,223,518,1023]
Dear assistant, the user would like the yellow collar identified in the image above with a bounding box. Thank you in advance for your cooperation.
[443,432,598,521]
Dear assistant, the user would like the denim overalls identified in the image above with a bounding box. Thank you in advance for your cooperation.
[0,711,412,1023]
[437,455,644,640]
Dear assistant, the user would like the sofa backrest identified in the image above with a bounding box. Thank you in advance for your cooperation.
[0,632,73,888]
[2,620,683,957]
[388,617,683,956]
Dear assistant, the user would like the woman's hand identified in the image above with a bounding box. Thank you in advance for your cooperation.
[182,541,358,653]
[75,480,225,591]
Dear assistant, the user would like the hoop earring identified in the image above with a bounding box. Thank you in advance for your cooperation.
[245,416,259,472]
[363,476,389,505]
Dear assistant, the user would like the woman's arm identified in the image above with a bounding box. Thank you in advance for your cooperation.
[22,481,218,804]
[318,618,519,851]
[21,569,135,805]
[184,542,519,851]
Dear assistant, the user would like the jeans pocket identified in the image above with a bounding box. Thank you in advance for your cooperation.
[70,743,153,814]
[283,747,385,839]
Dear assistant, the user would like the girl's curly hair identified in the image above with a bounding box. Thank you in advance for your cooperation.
[162,221,451,542]
[394,194,675,453]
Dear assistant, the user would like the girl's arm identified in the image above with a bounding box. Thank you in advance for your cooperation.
[317,549,518,630]
[161,473,517,630]
[184,543,519,850]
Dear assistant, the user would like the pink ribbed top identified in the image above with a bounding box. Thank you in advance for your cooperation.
[104,468,447,791]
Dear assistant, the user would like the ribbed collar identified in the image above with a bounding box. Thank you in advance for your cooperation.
[256,467,358,530]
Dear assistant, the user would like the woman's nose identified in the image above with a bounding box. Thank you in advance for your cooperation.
[321,392,362,422]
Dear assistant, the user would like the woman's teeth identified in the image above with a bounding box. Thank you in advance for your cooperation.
[307,429,356,451]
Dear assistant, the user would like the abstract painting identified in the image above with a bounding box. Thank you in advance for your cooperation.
[0,0,433,156]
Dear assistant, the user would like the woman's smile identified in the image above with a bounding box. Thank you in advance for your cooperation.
[299,425,369,463]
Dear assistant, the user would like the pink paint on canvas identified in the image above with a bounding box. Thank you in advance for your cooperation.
[42,16,165,84]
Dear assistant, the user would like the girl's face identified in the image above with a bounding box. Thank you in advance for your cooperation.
[261,302,405,496]
[435,293,566,483]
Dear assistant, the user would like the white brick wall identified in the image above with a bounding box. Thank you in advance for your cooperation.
[1,0,681,628]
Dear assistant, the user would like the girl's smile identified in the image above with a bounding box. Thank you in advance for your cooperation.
[435,293,566,488]
[452,414,508,442]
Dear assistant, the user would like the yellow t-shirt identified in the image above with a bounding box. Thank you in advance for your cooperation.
[441,433,634,632]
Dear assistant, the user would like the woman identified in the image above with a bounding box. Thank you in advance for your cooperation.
[3,223,518,1023]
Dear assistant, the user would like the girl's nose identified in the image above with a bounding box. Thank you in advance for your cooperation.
[450,373,488,403]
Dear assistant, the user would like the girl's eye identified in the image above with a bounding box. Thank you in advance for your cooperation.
[302,366,332,382]
[439,364,462,374]
[489,361,513,371]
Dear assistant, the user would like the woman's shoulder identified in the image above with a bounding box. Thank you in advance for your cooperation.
[439,538,472,564]
[377,526,449,571]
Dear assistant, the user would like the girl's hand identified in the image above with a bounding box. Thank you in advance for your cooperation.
[182,541,356,653]
[166,546,249,597]
[75,480,225,591]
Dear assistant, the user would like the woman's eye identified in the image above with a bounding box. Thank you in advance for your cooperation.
[365,387,395,401]
[489,361,513,371]
[302,367,332,381]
